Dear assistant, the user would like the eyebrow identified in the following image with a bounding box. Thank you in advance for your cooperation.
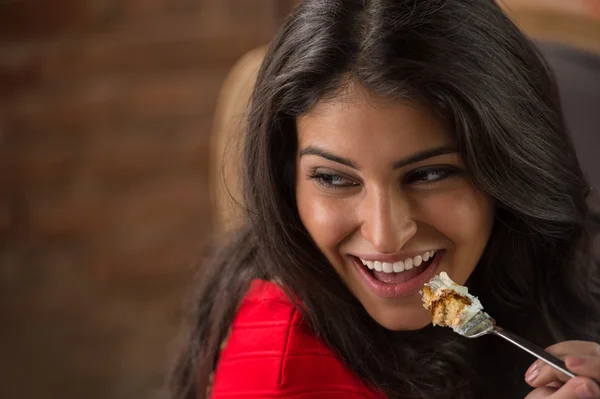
[392,146,457,169]
[299,145,457,170]
[299,146,358,169]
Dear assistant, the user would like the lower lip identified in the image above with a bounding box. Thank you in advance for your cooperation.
[350,251,444,299]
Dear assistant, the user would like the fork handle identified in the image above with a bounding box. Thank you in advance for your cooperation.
[491,328,576,379]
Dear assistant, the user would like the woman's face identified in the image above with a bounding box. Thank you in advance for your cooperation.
[295,88,494,330]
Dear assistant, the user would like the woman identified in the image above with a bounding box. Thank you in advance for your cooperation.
[172,0,600,398]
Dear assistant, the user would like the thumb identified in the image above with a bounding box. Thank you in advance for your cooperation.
[525,387,557,399]
[527,378,600,399]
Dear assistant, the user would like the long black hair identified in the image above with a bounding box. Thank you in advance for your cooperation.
[171,1,600,398]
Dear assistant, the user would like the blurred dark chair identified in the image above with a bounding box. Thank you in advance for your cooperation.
[537,42,600,195]
[536,42,600,261]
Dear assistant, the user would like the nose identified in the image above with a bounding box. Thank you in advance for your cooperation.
[359,189,417,254]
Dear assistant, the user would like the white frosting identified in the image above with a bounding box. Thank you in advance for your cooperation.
[423,272,484,332]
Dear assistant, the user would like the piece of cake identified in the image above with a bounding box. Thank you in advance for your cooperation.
[421,272,483,333]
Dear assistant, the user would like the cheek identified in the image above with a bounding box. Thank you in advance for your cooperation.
[419,185,494,246]
[296,184,355,254]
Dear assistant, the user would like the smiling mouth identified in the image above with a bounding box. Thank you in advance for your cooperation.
[352,251,437,285]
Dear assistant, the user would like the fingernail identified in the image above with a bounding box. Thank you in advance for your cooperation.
[525,362,540,383]
[575,382,600,399]
[566,356,586,368]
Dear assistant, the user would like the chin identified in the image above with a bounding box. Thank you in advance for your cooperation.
[367,305,432,331]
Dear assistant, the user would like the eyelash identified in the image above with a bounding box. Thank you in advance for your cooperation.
[308,166,460,189]
[404,166,460,184]
[308,172,358,188]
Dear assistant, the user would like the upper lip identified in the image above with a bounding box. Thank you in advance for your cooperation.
[350,250,439,263]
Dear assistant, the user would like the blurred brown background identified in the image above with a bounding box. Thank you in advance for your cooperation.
[0,1,292,398]
[0,1,597,399]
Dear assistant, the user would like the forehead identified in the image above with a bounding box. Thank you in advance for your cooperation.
[296,88,454,155]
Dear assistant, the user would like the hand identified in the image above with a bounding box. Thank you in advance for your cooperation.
[580,0,600,19]
[525,340,600,398]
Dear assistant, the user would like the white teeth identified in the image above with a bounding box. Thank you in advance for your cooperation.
[374,261,383,272]
[393,261,404,272]
[413,255,422,267]
[359,250,437,274]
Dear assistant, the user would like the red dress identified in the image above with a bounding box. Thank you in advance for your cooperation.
[209,279,385,398]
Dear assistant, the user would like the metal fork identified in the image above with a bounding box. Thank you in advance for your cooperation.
[457,312,576,379]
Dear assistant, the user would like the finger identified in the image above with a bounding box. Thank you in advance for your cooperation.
[550,377,600,399]
[548,382,564,389]
[527,354,600,388]
[566,355,600,381]
[546,341,600,358]
[526,360,573,387]
[525,386,557,399]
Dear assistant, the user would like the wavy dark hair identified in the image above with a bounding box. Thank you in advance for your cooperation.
[171,1,600,398]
